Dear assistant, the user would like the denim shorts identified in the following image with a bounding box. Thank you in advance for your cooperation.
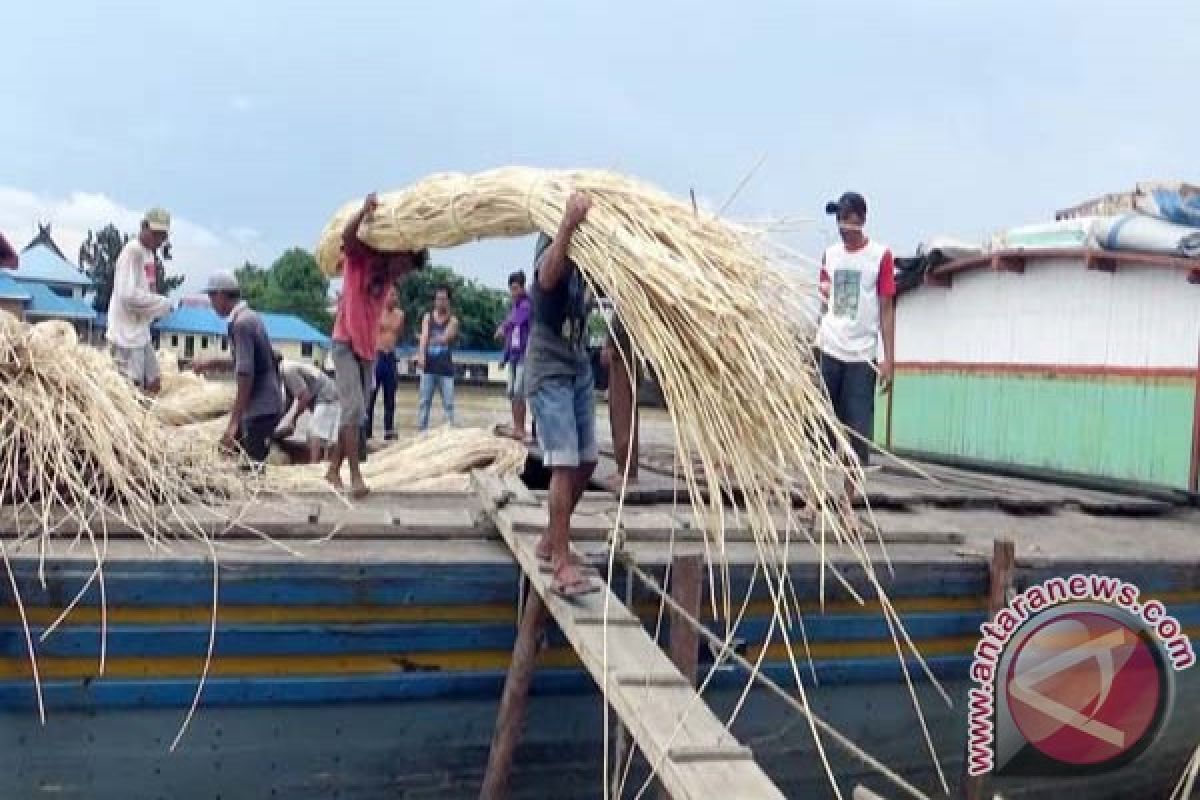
[529,370,597,468]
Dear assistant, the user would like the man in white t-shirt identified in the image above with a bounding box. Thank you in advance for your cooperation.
[106,208,174,394]
[817,191,896,480]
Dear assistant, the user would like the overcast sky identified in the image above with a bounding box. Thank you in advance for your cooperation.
[2,0,1196,292]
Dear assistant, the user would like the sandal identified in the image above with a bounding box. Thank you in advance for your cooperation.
[549,573,600,599]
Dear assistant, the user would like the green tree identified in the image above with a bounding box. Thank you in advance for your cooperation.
[395,265,507,350]
[234,261,270,309]
[237,248,333,333]
[80,224,183,312]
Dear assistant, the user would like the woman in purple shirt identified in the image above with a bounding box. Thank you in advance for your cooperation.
[495,270,532,440]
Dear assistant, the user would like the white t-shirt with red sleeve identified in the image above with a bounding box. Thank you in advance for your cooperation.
[817,240,895,362]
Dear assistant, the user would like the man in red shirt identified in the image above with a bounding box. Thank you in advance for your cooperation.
[326,192,427,497]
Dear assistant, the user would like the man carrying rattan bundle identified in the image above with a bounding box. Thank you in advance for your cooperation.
[107,208,174,394]
[527,191,600,598]
[327,192,428,498]
[817,191,896,499]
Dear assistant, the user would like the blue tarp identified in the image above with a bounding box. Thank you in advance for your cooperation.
[1140,189,1200,229]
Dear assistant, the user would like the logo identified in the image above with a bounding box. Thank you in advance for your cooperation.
[966,575,1194,778]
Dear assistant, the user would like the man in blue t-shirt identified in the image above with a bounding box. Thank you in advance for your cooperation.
[526,191,598,598]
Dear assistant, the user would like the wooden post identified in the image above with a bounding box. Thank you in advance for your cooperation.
[667,551,704,685]
[480,586,547,800]
[960,538,1015,800]
[651,552,705,800]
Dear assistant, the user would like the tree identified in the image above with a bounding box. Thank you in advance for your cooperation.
[80,223,183,312]
[395,265,507,351]
[236,248,333,333]
[235,261,270,309]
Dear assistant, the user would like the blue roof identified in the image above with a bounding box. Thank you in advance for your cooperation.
[24,282,97,320]
[0,272,32,301]
[13,244,92,288]
[155,306,330,346]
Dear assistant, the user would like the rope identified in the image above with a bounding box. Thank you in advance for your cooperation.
[620,554,934,800]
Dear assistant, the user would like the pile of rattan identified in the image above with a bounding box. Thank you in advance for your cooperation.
[273,426,526,491]
[153,348,235,425]
[0,314,255,734]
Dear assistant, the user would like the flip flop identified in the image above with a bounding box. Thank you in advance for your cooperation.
[549,574,601,599]
[536,548,585,566]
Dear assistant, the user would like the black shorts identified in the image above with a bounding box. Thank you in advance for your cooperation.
[239,413,281,466]
[819,352,876,466]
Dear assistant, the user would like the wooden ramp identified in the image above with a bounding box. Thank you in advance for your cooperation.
[475,474,784,800]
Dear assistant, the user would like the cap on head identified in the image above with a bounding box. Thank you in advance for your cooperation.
[824,192,868,219]
[143,207,171,234]
[202,270,240,295]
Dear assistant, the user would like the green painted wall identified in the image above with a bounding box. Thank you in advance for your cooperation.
[877,371,1196,489]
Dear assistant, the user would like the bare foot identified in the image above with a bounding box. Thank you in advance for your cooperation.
[550,561,598,598]
[601,473,639,493]
[324,469,344,492]
[350,480,370,500]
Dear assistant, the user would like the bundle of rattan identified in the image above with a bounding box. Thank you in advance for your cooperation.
[273,427,525,491]
[316,168,950,796]
[150,349,236,425]
[153,381,236,425]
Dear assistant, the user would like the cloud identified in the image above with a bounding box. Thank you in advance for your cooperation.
[229,226,261,244]
[0,187,260,294]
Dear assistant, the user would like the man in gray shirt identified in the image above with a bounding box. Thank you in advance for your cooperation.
[526,191,599,598]
[195,271,283,466]
[277,359,341,463]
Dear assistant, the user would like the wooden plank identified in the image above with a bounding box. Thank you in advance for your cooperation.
[668,745,754,763]
[503,505,612,538]
[389,508,479,536]
[590,454,686,505]
[477,486,784,800]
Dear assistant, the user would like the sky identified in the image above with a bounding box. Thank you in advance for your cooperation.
[2,0,1197,293]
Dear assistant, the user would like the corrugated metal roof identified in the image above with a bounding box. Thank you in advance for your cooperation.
[12,244,92,288]
[23,282,97,320]
[155,306,329,345]
[0,272,32,301]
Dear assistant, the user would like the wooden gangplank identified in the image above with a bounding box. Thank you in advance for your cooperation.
[474,474,784,800]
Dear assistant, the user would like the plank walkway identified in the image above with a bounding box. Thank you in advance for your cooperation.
[473,473,785,800]
[586,445,1178,517]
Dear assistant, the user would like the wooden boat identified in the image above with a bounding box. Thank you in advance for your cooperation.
[0,453,1196,799]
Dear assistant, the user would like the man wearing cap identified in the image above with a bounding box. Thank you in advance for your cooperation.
[326,192,427,498]
[818,192,896,491]
[107,208,174,394]
[194,271,283,467]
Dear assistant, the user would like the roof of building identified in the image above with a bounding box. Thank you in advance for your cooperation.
[12,243,93,288]
[22,224,70,262]
[23,282,97,320]
[0,272,32,301]
[154,306,330,345]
